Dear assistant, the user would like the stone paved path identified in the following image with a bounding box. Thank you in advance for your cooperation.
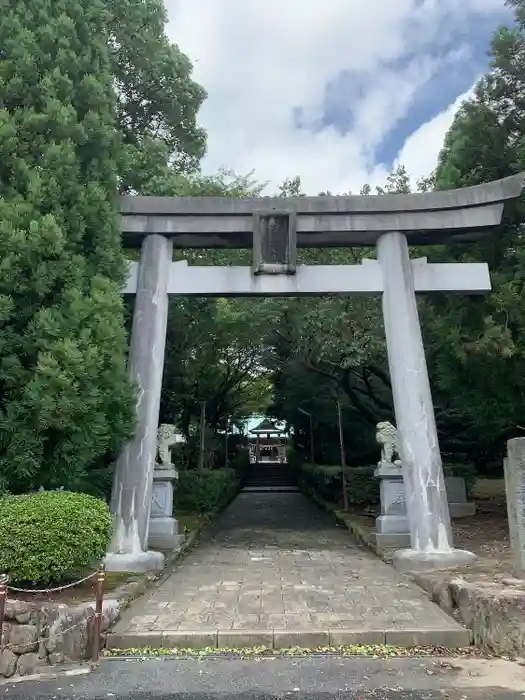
[110,493,469,649]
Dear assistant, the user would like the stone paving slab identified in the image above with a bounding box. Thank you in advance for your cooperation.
[110,493,470,649]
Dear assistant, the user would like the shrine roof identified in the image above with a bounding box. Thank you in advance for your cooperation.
[250,418,286,434]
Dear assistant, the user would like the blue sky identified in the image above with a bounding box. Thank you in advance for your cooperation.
[167,0,511,194]
[322,12,506,169]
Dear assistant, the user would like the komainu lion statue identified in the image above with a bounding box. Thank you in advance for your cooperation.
[156,423,177,466]
[375,421,399,464]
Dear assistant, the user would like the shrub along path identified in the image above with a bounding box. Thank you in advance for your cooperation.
[108,492,470,650]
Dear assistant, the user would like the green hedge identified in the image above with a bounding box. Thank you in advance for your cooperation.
[231,448,251,479]
[286,447,302,471]
[0,491,112,585]
[297,462,477,507]
[298,464,378,506]
[174,468,240,514]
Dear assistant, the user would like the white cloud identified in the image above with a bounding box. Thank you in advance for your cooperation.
[165,0,505,194]
[396,86,476,185]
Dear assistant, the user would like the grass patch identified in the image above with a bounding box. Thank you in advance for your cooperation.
[176,512,207,535]
[104,572,137,592]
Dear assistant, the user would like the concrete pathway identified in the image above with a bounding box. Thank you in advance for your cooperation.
[109,493,469,650]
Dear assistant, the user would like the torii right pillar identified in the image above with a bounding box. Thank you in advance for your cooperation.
[377,231,475,571]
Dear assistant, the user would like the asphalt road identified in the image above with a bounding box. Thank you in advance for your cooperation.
[1,656,524,699]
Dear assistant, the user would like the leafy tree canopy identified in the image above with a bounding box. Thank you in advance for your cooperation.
[0,0,135,494]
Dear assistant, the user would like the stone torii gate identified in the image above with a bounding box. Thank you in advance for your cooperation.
[105,174,525,574]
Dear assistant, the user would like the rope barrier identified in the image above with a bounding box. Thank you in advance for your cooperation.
[0,565,106,662]
[7,569,99,595]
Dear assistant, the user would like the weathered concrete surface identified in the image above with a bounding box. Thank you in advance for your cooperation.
[120,172,525,249]
[505,438,525,577]
[2,656,525,698]
[377,232,475,572]
[124,258,491,297]
[110,493,469,648]
[107,234,173,572]
[412,571,525,655]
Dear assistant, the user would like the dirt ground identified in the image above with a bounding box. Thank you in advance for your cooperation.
[453,479,514,581]
[352,478,515,583]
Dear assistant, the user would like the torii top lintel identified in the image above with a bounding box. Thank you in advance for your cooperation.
[120,173,525,249]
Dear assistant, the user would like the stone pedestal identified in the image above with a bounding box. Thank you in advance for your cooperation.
[375,468,475,551]
[376,232,475,571]
[374,461,410,550]
[446,476,476,518]
[504,439,525,577]
[148,466,184,551]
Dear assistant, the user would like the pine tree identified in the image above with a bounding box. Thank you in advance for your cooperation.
[0,0,135,493]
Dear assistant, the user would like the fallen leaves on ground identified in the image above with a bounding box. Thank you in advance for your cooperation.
[103,644,488,660]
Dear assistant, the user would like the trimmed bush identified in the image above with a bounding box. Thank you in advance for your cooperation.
[0,491,112,585]
[174,468,240,514]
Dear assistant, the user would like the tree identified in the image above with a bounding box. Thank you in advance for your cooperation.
[160,297,275,439]
[268,317,379,465]
[419,0,525,468]
[157,172,274,466]
[266,141,525,470]
[106,0,207,194]
[266,171,416,464]
[0,0,135,494]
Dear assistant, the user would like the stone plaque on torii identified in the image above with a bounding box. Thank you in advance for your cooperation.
[105,173,525,574]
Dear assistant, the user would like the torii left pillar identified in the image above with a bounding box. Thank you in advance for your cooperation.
[105,234,172,572]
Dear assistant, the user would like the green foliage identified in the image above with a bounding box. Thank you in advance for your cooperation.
[286,447,302,471]
[421,0,525,464]
[161,297,274,439]
[174,468,240,514]
[106,0,207,193]
[0,491,111,585]
[298,464,379,507]
[443,463,477,498]
[230,448,251,480]
[158,172,276,447]
[0,0,135,493]
[297,463,476,507]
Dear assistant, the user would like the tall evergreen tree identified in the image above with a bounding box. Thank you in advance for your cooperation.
[0,0,135,493]
[106,0,207,194]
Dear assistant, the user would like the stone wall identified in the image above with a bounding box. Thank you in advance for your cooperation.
[412,572,525,655]
[0,598,120,678]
